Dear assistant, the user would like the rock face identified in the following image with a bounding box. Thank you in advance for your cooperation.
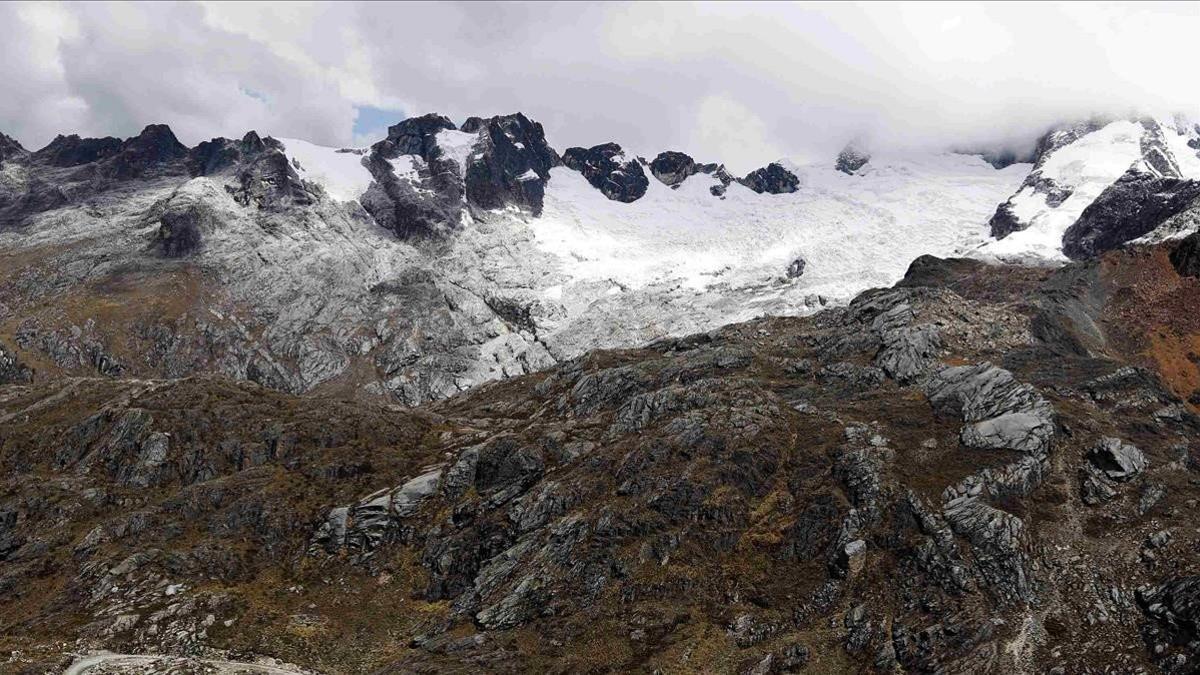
[649,150,697,187]
[5,246,1200,673]
[561,142,649,202]
[0,132,26,164]
[1087,437,1147,481]
[1061,173,1200,260]
[739,162,799,194]
[1170,231,1200,277]
[34,133,124,167]
[360,112,561,237]
[361,113,468,239]
[987,117,1200,250]
[460,113,560,215]
[835,142,870,174]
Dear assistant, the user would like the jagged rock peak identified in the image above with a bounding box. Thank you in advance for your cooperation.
[739,162,799,194]
[376,113,457,160]
[835,141,870,175]
[649,151,697,187]
[460,112,560,215]
[562,142,649,202]
[0,132,27,164]
[35,133,124,167]
[186,130,281,177]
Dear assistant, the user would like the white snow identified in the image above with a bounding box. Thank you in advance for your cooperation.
[532,152,1026,303]
[435,129,481,170]
[277,138,374,203]
[974,119,1190,258]
[388,155,421,179]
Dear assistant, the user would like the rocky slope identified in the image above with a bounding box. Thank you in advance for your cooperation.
[0,113,1033,407]
[4,236,1200,674]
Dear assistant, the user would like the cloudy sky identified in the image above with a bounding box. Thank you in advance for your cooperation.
[2,1,1197,172]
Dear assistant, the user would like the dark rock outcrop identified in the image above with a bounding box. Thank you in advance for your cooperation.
[107,124,190,180]
[836,143,870,174]
[1169,231,1200,277]
[649,151,697,188]
[786,257,807,279]
[227,147,315,209]
[561,142,649,202]
[156,204,214,258]
[1087,437,1146,481]
[1061,172,1200,260]
[0,343,33,384]
[0,133,27,165]
[739,162,799,194]
[377,113,457,160]
[187,131,276,176]
[361,114,471,239]
[461,113,559,215]
[34,134,123,167]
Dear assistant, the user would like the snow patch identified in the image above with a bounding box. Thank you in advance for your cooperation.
[435,129,481,172]
[534,152,1025,302]
[278,138,373,203]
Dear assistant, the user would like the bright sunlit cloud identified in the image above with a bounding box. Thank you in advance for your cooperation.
[1,1,1197,172]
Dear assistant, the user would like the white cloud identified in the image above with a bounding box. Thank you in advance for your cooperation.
[0,1,1196,170]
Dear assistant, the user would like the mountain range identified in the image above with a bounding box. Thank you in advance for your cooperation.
[3,111,1200,674]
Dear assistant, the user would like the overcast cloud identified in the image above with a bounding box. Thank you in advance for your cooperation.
[2,1,1197,172]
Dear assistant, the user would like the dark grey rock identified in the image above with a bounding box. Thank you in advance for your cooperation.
[875,324,941,383]
[1170,231,1200,278]
[157,204,213,258]
[187,131,273,176]
[649,151,697,187]
[739,163,799,194]
[0,343,33,384]
[1087,437,1147,481]
[462,113,560,215]
[561,142,649,202]
[836,142,870,174]
[0,132,27,165]
[786,257,807,279]
[34,133,123,167]
[227,147,315,209]
[1062,171,1200,260]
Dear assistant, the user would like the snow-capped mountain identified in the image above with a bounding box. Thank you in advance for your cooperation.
[981,116,1200,260]
[1,111,1198,405]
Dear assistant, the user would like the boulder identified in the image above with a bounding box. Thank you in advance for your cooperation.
[786,257,807,279]
[561,142,649,202]
[739,163,799,194]
[836,142,870,174]
[1087,437,1147,481]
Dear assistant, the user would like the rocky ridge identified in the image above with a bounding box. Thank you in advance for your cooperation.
[4,239,1200,673]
